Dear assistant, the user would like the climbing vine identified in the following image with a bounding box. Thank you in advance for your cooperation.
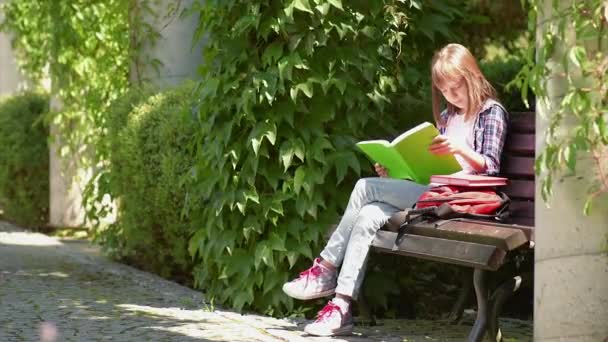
[0,0,174,168]
[1,1,130,164]
[511,0,608,214]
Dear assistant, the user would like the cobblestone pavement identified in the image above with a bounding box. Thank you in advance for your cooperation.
[0,221,532,341]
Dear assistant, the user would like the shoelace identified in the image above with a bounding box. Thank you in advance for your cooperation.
[316,301,342,322]
[298,263,322,282]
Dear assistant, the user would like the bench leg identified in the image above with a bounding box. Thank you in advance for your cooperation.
[488,272,532,342]
[467,268,488,342]
[448,268,473,323]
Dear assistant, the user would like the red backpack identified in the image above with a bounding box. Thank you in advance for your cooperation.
[414,185,510,219]
[388,185,510,243]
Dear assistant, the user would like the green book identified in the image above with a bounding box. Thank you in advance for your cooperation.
[356,121,462,184]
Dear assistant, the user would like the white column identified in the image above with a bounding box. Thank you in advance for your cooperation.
[48,98,88,228]
[534,1,608,341]
[130,0,205,88]
[0,1,27,96]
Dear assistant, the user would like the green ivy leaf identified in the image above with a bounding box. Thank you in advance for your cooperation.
[293,0,313,14]
[226,249,253,278]
[568,46,586,68]
[270,199,284,216]
[262,269,284,295]
[244,187,260,204]
[251,137,263,155]
[286,251,300,268]
[284,2,295,18]
[294,166,306,194]
[268,231,287,251]
[188,229,205,259]
[598,116,608,144]
[564,144,577,173]
[296,82,314,98]
[334,152,350,184]
[583,195,593,216]
[294,138,305,162]
[315,3,330,15]
[262,42,284,66]
[280,141,295,171]
[410,0,422,10]
[328,0,343,10]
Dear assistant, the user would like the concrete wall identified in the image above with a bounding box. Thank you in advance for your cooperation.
[534,1,608,341]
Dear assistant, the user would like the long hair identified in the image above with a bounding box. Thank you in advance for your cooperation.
[431,44,497,127]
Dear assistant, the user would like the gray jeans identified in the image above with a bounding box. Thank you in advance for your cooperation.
[320,177,429,299]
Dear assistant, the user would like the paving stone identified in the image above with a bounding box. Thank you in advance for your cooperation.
[0,221,532,341]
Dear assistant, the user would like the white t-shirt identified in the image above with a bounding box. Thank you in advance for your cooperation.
[444,112,476,173]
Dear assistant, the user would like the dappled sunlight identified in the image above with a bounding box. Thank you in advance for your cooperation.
[1,270,69,278]
[0,270,70,278]
[0,231,62,246]
[117,303,218,321]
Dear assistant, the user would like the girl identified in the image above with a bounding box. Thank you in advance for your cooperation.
[282,43,508,337]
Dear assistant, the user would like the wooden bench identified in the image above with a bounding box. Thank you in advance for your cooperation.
[371,111,535,342]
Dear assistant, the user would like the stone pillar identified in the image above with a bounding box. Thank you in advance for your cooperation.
[534,1,608,341]
[0,1,27,96]
[48,98,87,228]
[130,0,204,88]
[48,1,204,228]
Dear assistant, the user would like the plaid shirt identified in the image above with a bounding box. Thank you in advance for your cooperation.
[439,99,508,175]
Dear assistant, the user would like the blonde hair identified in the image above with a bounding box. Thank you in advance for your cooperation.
[431,43,497,126]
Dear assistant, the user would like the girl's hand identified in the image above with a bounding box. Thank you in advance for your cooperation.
[374,163,389,177]
[428,135,462,155]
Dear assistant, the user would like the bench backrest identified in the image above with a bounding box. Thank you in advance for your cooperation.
[498,112,535,227]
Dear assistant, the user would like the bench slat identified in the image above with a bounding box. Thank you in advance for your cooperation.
[501,155,535,178]
[509,200,534,217]
[510,112,535,133]
[499,179,535,200]
[504,133,535,155]
[403,221,529,251]
[509,216,534,227]
[372,230,507,271]
[442,218,534,241]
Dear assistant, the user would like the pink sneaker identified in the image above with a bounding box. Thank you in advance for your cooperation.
[282,258,337,300]
[304,301,354,336]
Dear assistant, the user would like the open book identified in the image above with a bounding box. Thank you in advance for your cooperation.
[356,121,462,184]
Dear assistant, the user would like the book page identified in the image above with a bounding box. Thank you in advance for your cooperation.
[356,141,413,179]
[389,122,433,146]
[391,122,462,184]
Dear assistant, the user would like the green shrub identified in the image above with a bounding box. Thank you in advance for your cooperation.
[86,82,198,281]
[0,92,49,228]
[187,0,465,315]
[481,57,534,112]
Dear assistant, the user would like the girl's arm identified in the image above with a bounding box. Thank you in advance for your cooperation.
[477,105,508,175]
[429,105,508,174]
[454,145,486,172]
[429,135,487,172]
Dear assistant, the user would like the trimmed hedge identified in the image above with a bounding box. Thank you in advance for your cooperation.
[87,82,198,282]
[0,92,49,228]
